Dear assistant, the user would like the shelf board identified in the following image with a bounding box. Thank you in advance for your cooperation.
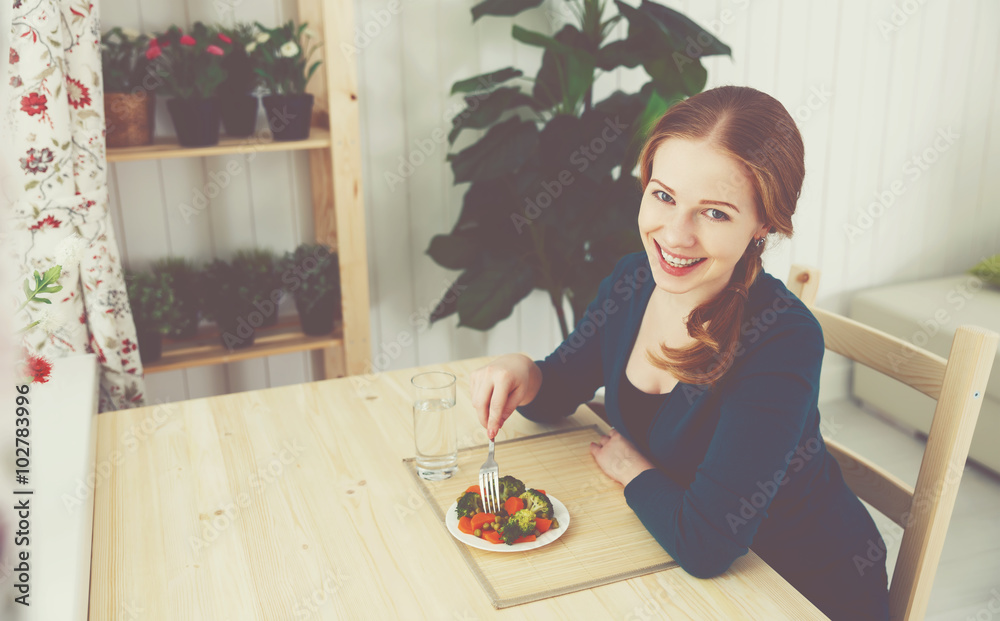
[107,127,331,162]
[143,318,342,374]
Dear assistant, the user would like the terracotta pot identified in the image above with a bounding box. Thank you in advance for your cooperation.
[104,92,156,148]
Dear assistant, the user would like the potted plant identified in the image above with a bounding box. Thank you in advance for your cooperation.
[151,256,203,339]
[232,248,284,328]
[282,243,340,335]
[218,22,261,137]
[101,27,157,147]
[426,1,730,338]
[150,23,231,147]
[125,270,178,363]
[252,20,322,141]
[201,259,258,350]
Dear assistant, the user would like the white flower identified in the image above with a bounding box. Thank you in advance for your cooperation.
[304,28,319,40]
[121,28,140,40]
[256,32,270,44]
[279,41,300,58]
[55,233,86,266]
[245,41,257,54]
[105,31,120,45]
[37,311,61,335]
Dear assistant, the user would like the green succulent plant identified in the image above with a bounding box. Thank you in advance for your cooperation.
[969,254,1000,289]
[281,243,340,315]
[151,256,204,337]
[232,248,283,304]
[200,258,256,323]
[125,270,178,335]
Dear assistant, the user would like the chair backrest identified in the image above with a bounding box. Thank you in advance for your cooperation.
[786,265,999,621]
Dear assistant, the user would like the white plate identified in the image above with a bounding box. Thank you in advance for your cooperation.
[445,495,571,552]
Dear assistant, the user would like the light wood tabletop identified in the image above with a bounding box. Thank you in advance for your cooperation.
[90,357,828,620]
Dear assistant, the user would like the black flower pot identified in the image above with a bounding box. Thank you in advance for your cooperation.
[171,310,201,340]
[295,293,339,336]
[220,95,258,137]
[263,94,314,141]
[137,329,164,364]
[167,97,221,147]
[216,313,257,350]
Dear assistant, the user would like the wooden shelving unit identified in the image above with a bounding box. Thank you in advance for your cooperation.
[107,128,332,163]
[107,0,370,380]
[144,319,343,374]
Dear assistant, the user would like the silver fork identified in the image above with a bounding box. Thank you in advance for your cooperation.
[478,438,501,514]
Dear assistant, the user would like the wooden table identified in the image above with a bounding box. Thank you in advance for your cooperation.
[90,357,827,620]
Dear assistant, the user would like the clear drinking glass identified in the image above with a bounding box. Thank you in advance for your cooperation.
[411,371,458,480]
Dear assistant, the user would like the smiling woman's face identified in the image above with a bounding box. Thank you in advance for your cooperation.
[638,138,770,308]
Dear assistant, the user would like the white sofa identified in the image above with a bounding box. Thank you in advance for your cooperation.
[849,274,1000,476]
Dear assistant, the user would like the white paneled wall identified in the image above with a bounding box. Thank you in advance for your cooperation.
[101,0,1000,405]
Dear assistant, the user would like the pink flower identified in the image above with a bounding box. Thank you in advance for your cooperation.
[180,35,196,46]
[217,33,232,44]
[145,46,161,60]
[205,44,224,56]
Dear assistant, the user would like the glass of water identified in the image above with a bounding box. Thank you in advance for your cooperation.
[411,371,458,480]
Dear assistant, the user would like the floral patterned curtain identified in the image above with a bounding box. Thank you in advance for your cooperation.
[6,0,146,411]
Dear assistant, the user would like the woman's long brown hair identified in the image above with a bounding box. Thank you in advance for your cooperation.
[636,85,805,387]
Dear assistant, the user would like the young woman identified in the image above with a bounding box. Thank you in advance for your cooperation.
[469,86,890,620]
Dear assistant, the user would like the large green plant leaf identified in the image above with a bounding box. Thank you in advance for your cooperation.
[456,257,536,329]
[450,176,527,254]
[427,234,482,270]
[471,0,544,22]
[639,1,732,58]
[448,86,538,144]
[451,67,523,94]
[448,117,539,183]
[522,25,595,112]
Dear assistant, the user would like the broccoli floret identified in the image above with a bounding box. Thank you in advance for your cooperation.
[519,489,554,520]
[455,491,484,519]
[501,509,537,545]
[497,475,526,504]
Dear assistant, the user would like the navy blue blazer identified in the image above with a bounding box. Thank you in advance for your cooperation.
[517,251,890,620]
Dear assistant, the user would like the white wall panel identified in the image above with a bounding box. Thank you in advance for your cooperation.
[102,0,999,406]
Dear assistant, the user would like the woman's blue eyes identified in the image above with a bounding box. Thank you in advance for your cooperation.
[652,190,730,222]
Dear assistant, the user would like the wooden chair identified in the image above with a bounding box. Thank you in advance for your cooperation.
[787,265,998,621]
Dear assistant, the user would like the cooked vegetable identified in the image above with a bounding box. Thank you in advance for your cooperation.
[483,530,502,544]
[497,475,526,503]
[535,517,553,533]
[502,509,537,545]
[471,512,495,531]
[455,477,560,546]
[519,489,554,520]
[504,496,525,516]
[455,491,484,519]
[458,516,474,535]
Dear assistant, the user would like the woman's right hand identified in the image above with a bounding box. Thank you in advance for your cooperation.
[469,354,542,440]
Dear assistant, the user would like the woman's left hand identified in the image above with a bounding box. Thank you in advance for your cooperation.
[589,429,656,487]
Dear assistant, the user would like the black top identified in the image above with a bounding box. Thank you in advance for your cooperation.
[617,371,672,451]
